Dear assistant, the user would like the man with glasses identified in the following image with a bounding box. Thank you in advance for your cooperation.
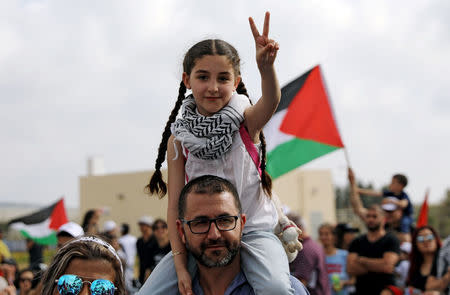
[138,175,308,294]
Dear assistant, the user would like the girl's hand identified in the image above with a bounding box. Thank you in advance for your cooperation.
[178,269,194,295]
[249,12,279,72]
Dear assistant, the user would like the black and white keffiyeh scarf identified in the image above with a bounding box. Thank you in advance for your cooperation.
[171,93,251,160]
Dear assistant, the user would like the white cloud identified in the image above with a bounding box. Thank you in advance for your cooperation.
[0,0,449,208]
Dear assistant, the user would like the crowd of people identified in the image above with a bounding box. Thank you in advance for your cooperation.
[1,171,448,295]
[287,169,450,295]
[0,210,170,294]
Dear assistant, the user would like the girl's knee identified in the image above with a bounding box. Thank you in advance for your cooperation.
[253,277,293,295]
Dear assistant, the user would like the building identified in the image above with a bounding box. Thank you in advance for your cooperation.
[274,169,337,239]
[80,168,336,238]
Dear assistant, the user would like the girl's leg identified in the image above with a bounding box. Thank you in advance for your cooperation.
[241,230,294,295]
[137,251,197,295]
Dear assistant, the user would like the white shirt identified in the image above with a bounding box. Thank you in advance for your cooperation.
[185,131,278,233]
[119,234,137,279]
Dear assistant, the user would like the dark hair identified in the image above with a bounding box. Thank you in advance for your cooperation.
[334,226,345,249]
[121,223,129,235]
[393,174,408,187]
[406,226,441,287]
[368,204,384,214]
[286,213,304,229]
[178,175,242,219]
[56,231,74,238]
[41,236,125,295]
[81,209,96,232]
[14,268,34,289]
[152,219,168,231]
[146,39,273,198]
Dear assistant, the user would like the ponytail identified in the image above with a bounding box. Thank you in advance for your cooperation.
[146,81,186,198]
[236,80,273,197]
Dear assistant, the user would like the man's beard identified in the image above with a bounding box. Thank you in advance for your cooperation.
[186,238,240,268]
[367,222,381,232]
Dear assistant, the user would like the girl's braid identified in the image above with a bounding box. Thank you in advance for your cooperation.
[258,131,273,196]
[236,80,249,98]
[146,81,186,198]
[236,80,273,197]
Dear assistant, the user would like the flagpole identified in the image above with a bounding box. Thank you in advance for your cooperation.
[343,146,351,168]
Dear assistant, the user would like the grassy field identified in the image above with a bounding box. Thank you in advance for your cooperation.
[11,249,56,270]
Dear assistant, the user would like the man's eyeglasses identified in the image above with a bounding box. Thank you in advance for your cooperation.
[417,234,435,243]
[55,274,116,295]
[182,216,239,234]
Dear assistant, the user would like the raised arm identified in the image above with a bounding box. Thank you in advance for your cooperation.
[348,168,368,221]
[244,11,281,140]
[167,135,192,295]
[357,188,383,197]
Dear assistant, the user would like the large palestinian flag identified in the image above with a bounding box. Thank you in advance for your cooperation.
[8,199,69,245]
[264,65,344,179]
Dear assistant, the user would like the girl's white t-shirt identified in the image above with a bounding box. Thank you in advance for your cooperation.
[184,131,278,234]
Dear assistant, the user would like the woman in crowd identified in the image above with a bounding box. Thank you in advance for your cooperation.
[406,226,442,293]
[40,236,125,295]
[318,223,354,295]
[81,209,101,235]
[15,269,34,295]
[150,219,170,270]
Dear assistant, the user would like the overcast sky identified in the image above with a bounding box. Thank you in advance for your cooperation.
[1,0,449,209]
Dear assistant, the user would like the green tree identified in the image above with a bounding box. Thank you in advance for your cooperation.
[426,189,450,238]
[335,182,377,209]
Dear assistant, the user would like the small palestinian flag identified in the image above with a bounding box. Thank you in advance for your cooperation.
[416,189,429,227]
[8,198,69,245]
[264,65,344,179]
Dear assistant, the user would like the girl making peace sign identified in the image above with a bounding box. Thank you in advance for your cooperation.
[143,12,301,295]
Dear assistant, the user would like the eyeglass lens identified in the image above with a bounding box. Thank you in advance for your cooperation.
[57,274,115,295]
[189,216,237,234]
[417,234,434,243]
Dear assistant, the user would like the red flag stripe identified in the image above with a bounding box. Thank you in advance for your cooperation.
[416,189,429,228]
[279,65,344,148]
[49,198,69,230]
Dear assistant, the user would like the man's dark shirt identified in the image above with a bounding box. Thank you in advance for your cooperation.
[149,241,171,270]
[136,236,156,284]
[349,232,400,295]
[29,242,43,271]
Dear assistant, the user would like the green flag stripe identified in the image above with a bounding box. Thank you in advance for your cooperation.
[20,230,57,245]
[267,138,340,179]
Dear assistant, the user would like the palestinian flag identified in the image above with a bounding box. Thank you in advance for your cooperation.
[8,199,68,245]
[264,65,344,179]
